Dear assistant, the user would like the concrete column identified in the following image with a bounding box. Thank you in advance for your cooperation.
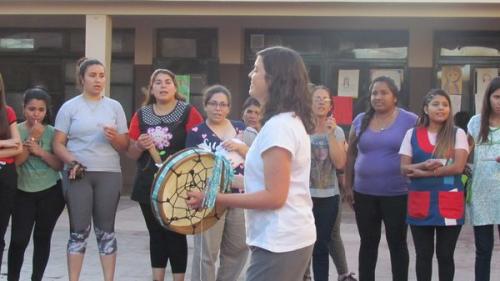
[219,24,243,64]
[408,25,434,112]
[135,23,153,65]
[85,14,112,96]
[409,25,433,68]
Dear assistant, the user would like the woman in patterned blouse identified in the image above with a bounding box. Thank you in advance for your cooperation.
[127,69,203,281]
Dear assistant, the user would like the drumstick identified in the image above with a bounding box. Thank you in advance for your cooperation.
[148,147,162,164]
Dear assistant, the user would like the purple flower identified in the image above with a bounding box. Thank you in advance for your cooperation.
[147,126,173,149]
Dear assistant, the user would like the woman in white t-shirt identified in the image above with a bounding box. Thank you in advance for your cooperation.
[187,46,316,281]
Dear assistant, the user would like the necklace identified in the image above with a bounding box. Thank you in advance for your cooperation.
[373,108,398,132]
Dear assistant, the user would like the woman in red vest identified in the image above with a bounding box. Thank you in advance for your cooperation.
[400,89,469,281]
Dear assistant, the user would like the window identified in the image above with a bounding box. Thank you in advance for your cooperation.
[158,29,217,59]
[437,31,500,57]
[435,31,500,114]
[155,29,218,115]
[245,29,410,119]
[0,31,64,54]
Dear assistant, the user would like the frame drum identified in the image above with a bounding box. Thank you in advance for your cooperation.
[151,148,227,235]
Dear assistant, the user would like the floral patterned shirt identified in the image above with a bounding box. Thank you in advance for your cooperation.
[186,120,246,176]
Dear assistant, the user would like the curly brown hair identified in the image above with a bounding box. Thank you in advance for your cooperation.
[144,68,186,106]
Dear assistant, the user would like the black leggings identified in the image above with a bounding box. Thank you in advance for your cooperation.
[354,191,409,281]
[139,203,187,273]
[0,163,17,275]
[7,181,65,281]
[410,225,462,281]
[474,225,500,281]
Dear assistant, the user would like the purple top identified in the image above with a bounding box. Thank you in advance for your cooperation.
[353,108,417,196]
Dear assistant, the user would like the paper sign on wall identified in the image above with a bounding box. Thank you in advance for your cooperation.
[441,66,463,95]
[332,96,353,125]
[476,68,498,96]
[369,69,403,90]
[475,92,485,114]
[337,70,359,98]
[449,94,462,114]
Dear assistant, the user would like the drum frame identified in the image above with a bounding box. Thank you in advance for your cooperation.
[151,148,227,235]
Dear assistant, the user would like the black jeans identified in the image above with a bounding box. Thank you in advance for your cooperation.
[410,225,462,281]
[354,191,409,281]
[312,195,339,281]
[0,163,17,275]
[7,181,65,281]
[474,225,500,281]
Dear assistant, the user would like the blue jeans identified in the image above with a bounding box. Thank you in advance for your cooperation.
[312,195,339,281]
[474,225,500,281]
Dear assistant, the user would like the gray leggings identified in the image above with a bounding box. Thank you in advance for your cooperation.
[62,171,121,255]
[328,201,350,274]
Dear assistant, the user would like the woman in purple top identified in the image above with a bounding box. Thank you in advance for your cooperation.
[344,76,417,281]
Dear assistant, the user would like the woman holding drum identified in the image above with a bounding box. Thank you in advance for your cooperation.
[127,68,203,281]
[187,46,316,281]
[186,84,249,281]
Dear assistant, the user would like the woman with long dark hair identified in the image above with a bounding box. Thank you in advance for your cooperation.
[400,89,468,281]
[8,87,65,281]
[466,76,500,281]
[127,68,203,281]
[344,76,416,281]
[187,46,316,281]
[0,73,22,275]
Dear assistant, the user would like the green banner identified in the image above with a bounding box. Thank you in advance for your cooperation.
[176,75,190,102]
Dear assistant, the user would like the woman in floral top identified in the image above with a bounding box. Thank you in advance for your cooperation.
[186,84,249,281]
[466,76,500,281]
[127,69,203,281]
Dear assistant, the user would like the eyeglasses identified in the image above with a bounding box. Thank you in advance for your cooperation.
[207,101,230,108]
[313,97,331,103]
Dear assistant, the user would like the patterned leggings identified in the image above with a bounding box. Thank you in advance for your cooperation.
[63,171,121,255]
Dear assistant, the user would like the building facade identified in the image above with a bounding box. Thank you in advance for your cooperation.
[2,0,500,192]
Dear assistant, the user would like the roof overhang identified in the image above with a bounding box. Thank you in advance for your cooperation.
[1,0,500,17]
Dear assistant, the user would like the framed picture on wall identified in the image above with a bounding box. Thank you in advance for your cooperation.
[369,69,403,90]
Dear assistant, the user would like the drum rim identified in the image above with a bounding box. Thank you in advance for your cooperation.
[150,147,227,234]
